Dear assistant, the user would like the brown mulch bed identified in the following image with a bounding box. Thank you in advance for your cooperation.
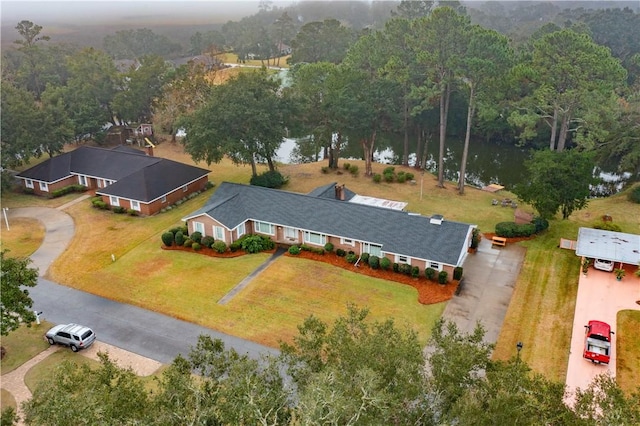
[161,244,458,305]
[284,250,459,305]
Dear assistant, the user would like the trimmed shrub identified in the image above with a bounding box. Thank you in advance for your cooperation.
[127,209,139,216]
[212,241,227,253]
[383,166,395,174]
[380,257,391,270]
[411,266,420,278]
[399,263,412,275]
[112,206,126,214]
[397,173,407,183]
[161,232,174,247]
[183,238,193,248]
[190,231,202,244]
[453,267,463,280]
[50,184,88,198]
[360,252,370,264]
[405,172,415,180]
[201,236,215,248]
[628,185,640,203]
[384,173,394,183]
[240,234,274,254]
[438,270,448,284]
[593,220,622,232]
[324,242,334,252]
[470,228,481,249]
[368,255,380,269]
[495,221,536,238]
[175,231,185,246]
[343,162,351,170]
[301,244,325,255]
[393,262,400,273]
[92,200,109,210]
[346,253,358,264]
[348,165,359,176]
[425,267,436,280]
[250,170,288,189]
[321,166,329,174]
[288,245,301,255]
[192,242,202,251]
[373,173,382,183]
[336,248,346,257]
[531,216,549,233]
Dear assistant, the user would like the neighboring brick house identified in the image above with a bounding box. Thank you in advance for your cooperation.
[16,146,210,216]
[182,182,476,281]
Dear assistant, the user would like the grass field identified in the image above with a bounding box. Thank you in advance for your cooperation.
[1,141,638,384]
[0,217,45,258]
[616,310,640,394]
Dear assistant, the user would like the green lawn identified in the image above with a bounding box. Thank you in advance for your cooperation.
[617,310,640,394]
[0,323,51,375]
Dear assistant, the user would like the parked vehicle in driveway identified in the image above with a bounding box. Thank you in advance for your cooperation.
[45,323,96,352]
[583,320,614,364]
[593,258,614,272]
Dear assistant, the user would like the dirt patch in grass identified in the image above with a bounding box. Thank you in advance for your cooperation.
[285,251,458,305]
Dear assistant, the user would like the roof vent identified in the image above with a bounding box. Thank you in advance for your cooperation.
[430,214,444,225]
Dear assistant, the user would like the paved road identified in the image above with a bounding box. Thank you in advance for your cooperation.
[8,204,278,364]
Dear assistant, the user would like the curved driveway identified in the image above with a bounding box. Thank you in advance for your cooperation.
[7,203,277,363]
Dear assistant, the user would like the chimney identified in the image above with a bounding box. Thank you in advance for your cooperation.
[335,184,340,200]
[145,145,154,156]
[340,184,345,200]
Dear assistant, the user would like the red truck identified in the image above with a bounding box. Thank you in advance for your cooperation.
[583,320,614,364]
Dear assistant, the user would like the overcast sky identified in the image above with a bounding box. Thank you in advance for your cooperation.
[1,1,295,26]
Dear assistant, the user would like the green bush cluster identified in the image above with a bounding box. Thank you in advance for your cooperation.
[51,184,87,198]
[127,209,139,216]
[161,232,174,247]
[324,242,334,252]
[348,165,359,176]
[288,245,301,255]
[233,234,275,254]
[190,231,202,244]
[91,198,109,210]
[628,185,640,203]
[399,263,412,275]
[201,236,215,248]
[345,253,358,264]
[183,239,193,248]
[212,241,227,253]
[336,248,346,257]
[192,242,202,251]
[112,206,126,214]
[531,216,549,233]
[175,231,186,246]
[250,170,288,189]
[438,270,448,284]
[360,253,370,264]
[373,174,382,183]
[495,222,536,238]
[368,255,380,269]
[377,167,415,184]
[592,220,621,232]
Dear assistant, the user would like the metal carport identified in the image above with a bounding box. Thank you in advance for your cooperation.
[575,227,640,266]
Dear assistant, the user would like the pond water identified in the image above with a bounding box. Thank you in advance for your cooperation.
[275,136,632,195]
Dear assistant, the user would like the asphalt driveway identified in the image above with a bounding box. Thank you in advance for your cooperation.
[565,268,639,397]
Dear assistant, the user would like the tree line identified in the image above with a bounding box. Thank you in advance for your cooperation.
[5,306,638,425]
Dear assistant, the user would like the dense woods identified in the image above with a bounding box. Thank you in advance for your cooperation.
[2,1,638,198]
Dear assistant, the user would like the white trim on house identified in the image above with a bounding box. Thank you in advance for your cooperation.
[255,221,275,235]
[236,222,246,238]
[130,200,141,211]
[303,231,326,246]
[340,237,355,246]
[361,242,382,257]
[193,221,205,235]
[25,179,34,189]
[396,254,409,264]
[78,175,88,186]
[428,261,441,271]
[39,181,49,192]
[109,196,120,206]
[214,225,225,241]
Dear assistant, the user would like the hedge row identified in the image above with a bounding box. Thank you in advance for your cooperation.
[495,216,549,238]
[90,197,139,216]
[50,184,87,198]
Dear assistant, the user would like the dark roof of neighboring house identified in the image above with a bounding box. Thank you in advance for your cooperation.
[184,182,474,266]
[17,146,210,203]
[97,160,210,203]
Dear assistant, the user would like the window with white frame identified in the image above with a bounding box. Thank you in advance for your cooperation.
[78,175,88,186]
[214,226,225,241]
[161,195,167,203]
[25,179,34,189]
[284,227,297,240]
[193,221,205,234]
[396,255,409,263]
[340,237,355,246]
[39,182,49,192]
[182,185,188,192]
[362,243,382,257]
[237,222,246,237]
[255,221,274,235]
[429,261,441,270]
[130,200,140,211]
[110,196,120,206]
[304,231,326,246]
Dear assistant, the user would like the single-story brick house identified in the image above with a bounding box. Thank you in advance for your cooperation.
[16,145,210,216]
[182,182,477,280]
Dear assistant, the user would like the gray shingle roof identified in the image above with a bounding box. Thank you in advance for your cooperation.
[184,182,475,266]
[17,146,210,203]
